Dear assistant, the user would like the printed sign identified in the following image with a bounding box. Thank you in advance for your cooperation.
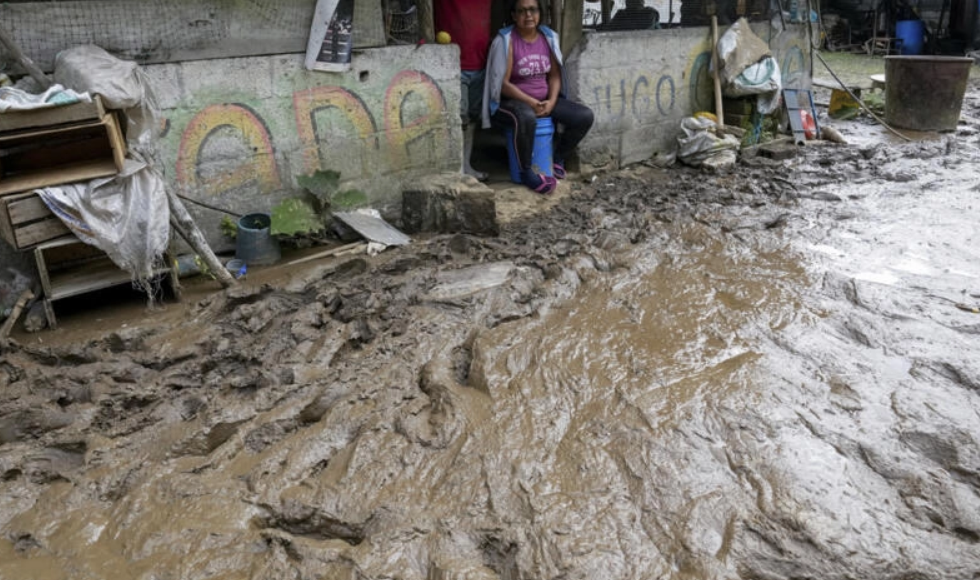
[306,0,355,72]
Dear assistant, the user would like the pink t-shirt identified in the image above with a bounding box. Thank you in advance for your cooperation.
[510,33,551,100]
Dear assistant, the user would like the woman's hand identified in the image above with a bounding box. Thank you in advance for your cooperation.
[534,100,549,117]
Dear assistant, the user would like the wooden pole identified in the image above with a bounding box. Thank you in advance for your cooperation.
[0,21,52,89]
[561,0,584,53]
[711,16,725,132]
[166,190,237,288]
[0,289,34,340]
[285,242,366,266]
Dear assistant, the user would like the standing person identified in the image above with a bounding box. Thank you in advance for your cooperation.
[482,0,594,194]
[434,0,492,181]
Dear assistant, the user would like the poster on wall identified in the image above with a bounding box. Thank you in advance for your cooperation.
[305,0,355,72]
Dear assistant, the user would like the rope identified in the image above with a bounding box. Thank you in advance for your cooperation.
[812,51,912,142]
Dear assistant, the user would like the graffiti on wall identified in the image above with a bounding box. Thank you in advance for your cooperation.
[175,102,282,195]
[175,70,449,197]
[587,38,808,124]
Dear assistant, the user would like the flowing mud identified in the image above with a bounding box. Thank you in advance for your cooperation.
[2,83,980,579]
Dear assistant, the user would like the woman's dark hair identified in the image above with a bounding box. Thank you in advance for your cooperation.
[507,0,545,24]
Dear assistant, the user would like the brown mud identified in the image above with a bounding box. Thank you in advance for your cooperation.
[2,78,980,580]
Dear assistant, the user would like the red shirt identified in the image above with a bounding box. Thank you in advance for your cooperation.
[434,0,492,71]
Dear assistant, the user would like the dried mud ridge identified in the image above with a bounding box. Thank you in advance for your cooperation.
[2,128,980,579]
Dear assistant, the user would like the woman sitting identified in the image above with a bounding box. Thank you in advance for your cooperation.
[482,0,595,194]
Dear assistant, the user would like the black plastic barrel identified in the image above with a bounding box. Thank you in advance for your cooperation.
[885,56,973,132]
[235,213,280,265]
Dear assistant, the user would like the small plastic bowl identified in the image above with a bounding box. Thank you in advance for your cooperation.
[225,258,246,272]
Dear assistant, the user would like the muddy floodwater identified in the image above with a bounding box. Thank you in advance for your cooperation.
[2,83,980,580]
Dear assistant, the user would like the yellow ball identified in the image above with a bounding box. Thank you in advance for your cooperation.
[436,31,451,44]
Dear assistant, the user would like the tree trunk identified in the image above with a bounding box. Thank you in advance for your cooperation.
[167,190,237,288]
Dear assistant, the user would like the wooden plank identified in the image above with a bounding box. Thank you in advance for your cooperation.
[0,208,13,247]
[34,243,53,298]
[0,289,34,339]
[105,112,126,171]
[43,255,172,301]
[285,241,367,265]
[0,158,119,196]
[0,96,104,133]
[14,217,71,249]
[0,116,109,144]
[4,132,113,176]
[561,0,584,55]
[0,110,125,196]
[7,192,50,225]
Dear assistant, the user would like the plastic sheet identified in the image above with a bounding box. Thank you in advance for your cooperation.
[676,116,740,169]
[53,45,160,159]
[0,84,90,112]
[715,18,782,114]
[36,159,170,288]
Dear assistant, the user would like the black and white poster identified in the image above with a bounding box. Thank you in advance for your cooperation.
[305,0,355,72]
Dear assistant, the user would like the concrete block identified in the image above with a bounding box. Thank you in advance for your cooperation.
[759,142,798,160]
[401,173,498,236]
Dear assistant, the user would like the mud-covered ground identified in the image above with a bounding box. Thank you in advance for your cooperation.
[1,74,980,580]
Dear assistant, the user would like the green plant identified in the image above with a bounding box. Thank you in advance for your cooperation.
[194,255,217,280]
[296,169,342,206]
[296,169,368,210]
[270,197,323,236]
[862,92,885,116]
[220,215,237,239]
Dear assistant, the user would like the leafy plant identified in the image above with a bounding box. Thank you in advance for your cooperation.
[296,169,367,210]
[220,215,237,239]
[270,197,323,236]
[296,169,342,207]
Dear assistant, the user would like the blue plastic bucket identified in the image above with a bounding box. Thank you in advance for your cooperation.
[896,20,924,55]
[235,212,281,266]
[504,116,554,184]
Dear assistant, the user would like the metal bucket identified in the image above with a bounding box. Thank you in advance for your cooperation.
[885,55,973,132]
[235,213,280,266]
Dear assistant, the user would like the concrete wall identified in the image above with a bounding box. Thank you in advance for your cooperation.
[567,22,812,169]
[146,45,461,253]
[0,13,813,305]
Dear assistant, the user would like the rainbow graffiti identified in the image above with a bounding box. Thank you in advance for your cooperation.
[175,70,448,198]
[176,103,281,196]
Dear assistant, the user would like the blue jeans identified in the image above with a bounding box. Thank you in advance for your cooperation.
[491,97,594,172]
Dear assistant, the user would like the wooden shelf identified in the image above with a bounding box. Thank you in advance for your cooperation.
[0,95,105,133]
[0,158,120,196]
[33,236,180,329]
[0,112,125,195]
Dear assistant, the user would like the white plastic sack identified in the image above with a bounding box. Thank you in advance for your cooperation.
[715,18,782,114]
[53,45,160,157]
[0,84,90,113]
[732,56,782,114]
[36,159,170,288]
[716,18,771,87]
[676,116,740,169]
